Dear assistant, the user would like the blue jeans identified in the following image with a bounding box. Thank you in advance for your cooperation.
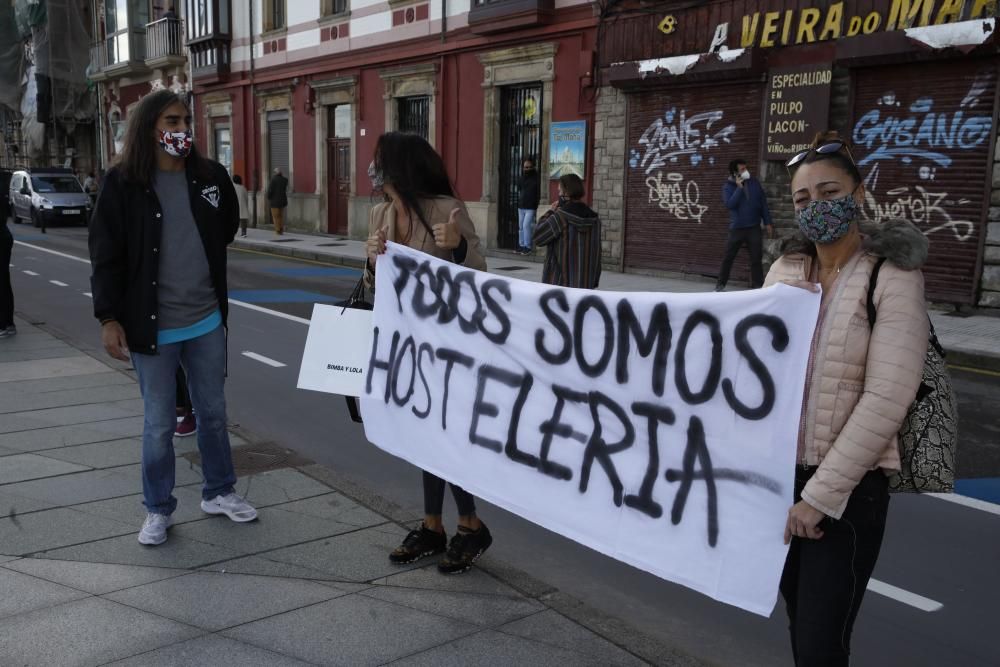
[518,208,536,249]
[131,325,236,515]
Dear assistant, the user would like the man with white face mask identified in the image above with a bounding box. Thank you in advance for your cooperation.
[716,158,774,291]
[89,90,257,547]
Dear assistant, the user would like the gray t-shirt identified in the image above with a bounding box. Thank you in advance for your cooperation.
[152,170,218,330]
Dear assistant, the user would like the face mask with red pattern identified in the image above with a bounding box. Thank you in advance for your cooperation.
[158,129,192,158]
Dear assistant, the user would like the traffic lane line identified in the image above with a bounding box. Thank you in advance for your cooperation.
[867,578,943,612]
[22,270,39,276]
[241,351,287,368]
[17,238,1000,518]
[50,280,68,287]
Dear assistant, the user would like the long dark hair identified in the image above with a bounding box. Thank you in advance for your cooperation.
[115,90,208,187]
[373,132,454,234]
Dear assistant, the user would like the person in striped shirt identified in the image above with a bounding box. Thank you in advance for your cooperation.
[532,173,602,289]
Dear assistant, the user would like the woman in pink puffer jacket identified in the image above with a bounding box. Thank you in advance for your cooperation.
[765,131,929,666]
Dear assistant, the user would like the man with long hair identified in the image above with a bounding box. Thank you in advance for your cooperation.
[89,90,257,546]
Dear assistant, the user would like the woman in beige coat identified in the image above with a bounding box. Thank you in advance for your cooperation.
[765,131,928,666]
[364,132,492,575]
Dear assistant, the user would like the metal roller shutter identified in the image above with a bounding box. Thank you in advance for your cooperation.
[267,110,290,178]
[624,81,764,278]
[852,60,997,305]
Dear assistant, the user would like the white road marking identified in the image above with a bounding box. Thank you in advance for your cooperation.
[241,351,286,368]
[867,579,943,612]
[83,292,92,298]
[927,492,1000,517]
[14,240,91,264]
[22,270,39,276]
[50,280,69,287]
[228,299,310,325]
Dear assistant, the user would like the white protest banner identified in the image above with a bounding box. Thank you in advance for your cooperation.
[297,304,373,397]
[361,242,820,615]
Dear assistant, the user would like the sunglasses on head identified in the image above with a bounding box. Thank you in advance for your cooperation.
[785,141,857,169]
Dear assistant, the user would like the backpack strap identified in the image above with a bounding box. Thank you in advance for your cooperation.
[866,257,887,331]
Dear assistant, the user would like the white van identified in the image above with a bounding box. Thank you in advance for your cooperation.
[8,168,92,230]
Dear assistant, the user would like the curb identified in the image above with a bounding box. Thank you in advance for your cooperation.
[945,349,1000,374]
[230,238,365,270]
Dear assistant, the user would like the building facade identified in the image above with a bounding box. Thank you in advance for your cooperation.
[594,0,1000,308]
[185,0,598,251]
[88,0,189,169]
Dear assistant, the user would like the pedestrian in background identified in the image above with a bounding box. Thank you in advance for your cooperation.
[717,159,774,291]
[89,90,257,547]
[767,131,929,666]
[533,173,602,289]
[266,167,288,235]
[365,131,493,575]
[233,173,249,237]
[175,368,196,437]
[517,158,540,255]
[0,193,14,338]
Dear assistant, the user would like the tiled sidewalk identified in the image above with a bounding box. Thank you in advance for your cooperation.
[232,227,1000,371]
[0,319,688,666]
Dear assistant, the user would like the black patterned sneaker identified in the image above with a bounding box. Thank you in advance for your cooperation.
[389,525,447,564]
[437,523,493,575]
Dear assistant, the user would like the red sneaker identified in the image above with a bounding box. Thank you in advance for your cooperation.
[175,412,197,438]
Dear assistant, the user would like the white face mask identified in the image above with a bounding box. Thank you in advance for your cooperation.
[739,169,751,180]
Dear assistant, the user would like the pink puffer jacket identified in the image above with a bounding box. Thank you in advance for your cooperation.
[764,220,929,518]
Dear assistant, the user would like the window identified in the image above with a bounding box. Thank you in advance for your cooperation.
[31,176,84,194]
[397,96,429,141]
[105,0,150,63]
[321,0,348,16]
[330,105,351,138]
[214,126,232,174]
[264,0,286,31]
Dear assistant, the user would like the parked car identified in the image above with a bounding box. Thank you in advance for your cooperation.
[8,168,92,229]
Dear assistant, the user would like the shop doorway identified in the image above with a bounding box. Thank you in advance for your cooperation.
[326,104,351,235]
[497,83,543,250]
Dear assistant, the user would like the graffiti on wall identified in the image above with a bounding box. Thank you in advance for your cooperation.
[630,107,734,225]
[645,171,709,223]
[630,108,735,173]
[853,76,993,243]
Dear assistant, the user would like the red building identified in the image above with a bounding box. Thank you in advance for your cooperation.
[186,0,598,252]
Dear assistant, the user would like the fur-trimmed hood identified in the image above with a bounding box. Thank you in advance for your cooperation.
[780,219,928,270]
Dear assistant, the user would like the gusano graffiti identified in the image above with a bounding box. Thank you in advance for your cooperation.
[864,186,975,242]
[853,81,993,168]
[631,108,736,173]
[645,172,709,223]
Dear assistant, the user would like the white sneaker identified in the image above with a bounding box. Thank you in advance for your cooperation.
[201,493,258,522]
[138,512,174,546]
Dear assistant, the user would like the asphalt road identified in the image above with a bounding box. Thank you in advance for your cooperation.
[6,222,1000,667]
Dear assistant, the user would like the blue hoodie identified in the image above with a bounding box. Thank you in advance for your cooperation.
[722,176,773,230]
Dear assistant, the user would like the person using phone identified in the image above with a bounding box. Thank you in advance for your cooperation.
[716,159,774,291]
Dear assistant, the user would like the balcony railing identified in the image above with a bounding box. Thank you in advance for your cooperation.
[188,38,231,81]
[146,17,185,61]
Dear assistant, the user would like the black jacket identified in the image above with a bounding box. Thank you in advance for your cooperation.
[518,169,540,209]
[88,159,239,355]
[266,173,288,208]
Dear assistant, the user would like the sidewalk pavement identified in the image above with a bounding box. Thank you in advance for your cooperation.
[0,318,696,666]
[232,227,1000,371]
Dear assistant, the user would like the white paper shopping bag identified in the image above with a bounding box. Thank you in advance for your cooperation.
[296,304,374,397]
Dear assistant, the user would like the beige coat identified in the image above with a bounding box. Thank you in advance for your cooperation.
[364,196,486,288]
[764,220,929,518]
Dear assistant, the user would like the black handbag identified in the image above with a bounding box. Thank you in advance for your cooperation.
[335,275,373,423]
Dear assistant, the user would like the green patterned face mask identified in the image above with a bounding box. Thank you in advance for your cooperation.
[796,191,858,244]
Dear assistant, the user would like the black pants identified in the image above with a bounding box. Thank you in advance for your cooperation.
[0,225,13,328]
[423,471,477,517]
[780,468,890,667]
[717,226,764,288]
